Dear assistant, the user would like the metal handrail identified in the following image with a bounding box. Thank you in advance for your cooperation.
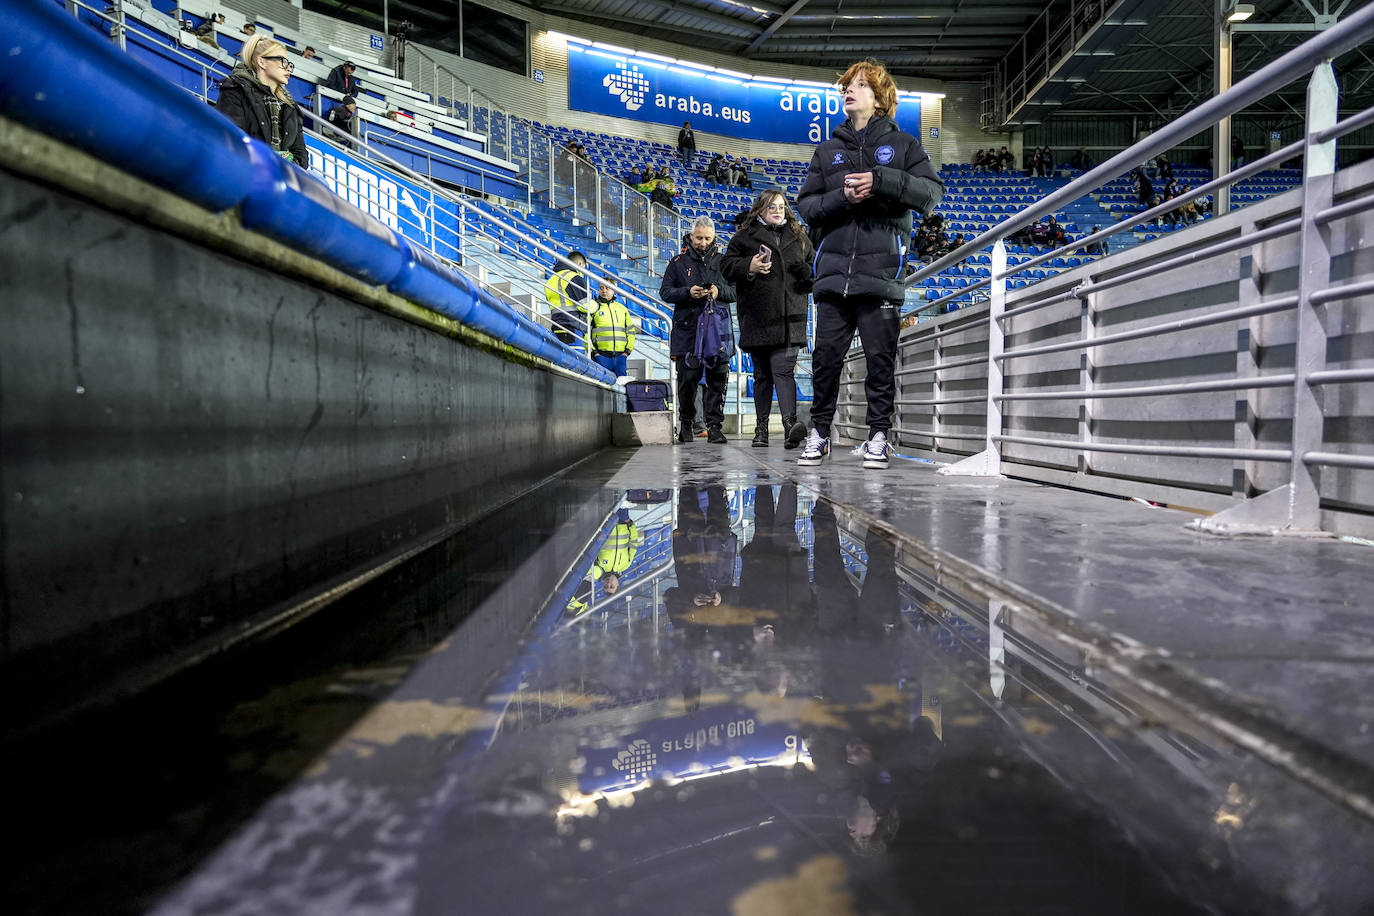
[909,1,1374,292]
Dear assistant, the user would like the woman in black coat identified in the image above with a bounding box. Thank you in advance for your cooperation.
[721,189,814,448]
[215,35,309,167]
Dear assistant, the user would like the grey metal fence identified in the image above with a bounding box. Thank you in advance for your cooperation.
[838,5,1374,538]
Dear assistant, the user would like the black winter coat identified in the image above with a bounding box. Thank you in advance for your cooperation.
[720,219,813,350]
[216,68,308,167]
[660,244,737,357]
[797,116,942,301]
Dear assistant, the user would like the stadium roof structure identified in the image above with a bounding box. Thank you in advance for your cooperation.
[325,0,1374,128]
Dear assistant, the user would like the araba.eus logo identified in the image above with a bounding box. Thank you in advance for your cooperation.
[603,62,649,111]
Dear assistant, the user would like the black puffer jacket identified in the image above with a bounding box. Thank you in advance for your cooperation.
[720,219,813,350]
[215,65,308,167]
[660,243,737,357]
[797,116,943,301]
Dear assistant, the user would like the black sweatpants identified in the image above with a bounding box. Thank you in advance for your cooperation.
[747,346,799,422]
[808,295,899,439]
[676,357,729,428]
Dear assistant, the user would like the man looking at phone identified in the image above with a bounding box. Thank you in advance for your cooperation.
[721,190,814,449]
[661,217,736,444]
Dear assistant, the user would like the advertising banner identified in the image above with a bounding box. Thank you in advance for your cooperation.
[305,136,462,260]
[567,45,921,145]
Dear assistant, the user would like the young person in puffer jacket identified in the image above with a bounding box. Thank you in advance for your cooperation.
[796,59,943,471]
[721,189,814,450]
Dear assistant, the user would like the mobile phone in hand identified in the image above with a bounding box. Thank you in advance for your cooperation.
[758,245,772,264]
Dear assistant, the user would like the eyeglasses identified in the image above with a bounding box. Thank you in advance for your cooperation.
[264,55,294,70]
[764,203,786,211]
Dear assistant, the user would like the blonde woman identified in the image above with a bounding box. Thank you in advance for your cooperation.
[215,35,308,167]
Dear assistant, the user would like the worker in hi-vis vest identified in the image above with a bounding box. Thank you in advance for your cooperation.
[545,249,592,347]
[587,280,637,378]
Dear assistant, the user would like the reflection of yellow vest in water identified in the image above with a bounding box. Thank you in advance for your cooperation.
[590,521,641,580]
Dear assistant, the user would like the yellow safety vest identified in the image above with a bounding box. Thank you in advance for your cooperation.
[544,268,593,316]
[589,298,637,355]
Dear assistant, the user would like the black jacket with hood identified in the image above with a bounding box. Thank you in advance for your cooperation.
[216,64,309,167]
[720,219,813,350]
[659,242,737,358]
[796,115,942,301]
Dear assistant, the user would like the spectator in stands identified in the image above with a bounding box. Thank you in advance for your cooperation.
[1193,189,1211,216]
[997,146,1014,173]
[721,190,814,449]
[1084,227,1108,257]
[1070,147,1092,170]
[1046,217,1067,246]
[729,157,752,188]
[544,250,591,347]
[326,95,357,137]
[384,110,401,122]
[796,58,942,471]
[1146,193,1166,227]
[971,149,988,173]
[1175,195,1199,226]
[1134,168,1154,206]
[677,121,697,163]
[1036,147,1054,177]
[704,153,726,184]
[1232,134,1246,168]
[587,280,636,379]
[241,22,256,36]
[325,61,360,96]
[1157,152,1174,183]
[660,217,737,445]
[192,13,224,48]
[215,35,308,167]
[650,181,676,212]
[302,46,317,60]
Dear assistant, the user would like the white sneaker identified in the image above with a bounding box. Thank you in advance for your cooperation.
[797,428,830,466]
[862,431,892,469]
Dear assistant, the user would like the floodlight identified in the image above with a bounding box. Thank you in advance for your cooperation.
[1227,3,1255,22]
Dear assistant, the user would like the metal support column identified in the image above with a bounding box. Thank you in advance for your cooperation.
[940,240,1006,476]
[1192,62,1339,536]
[1078,285,1096,475]
[1215,0,1234,215]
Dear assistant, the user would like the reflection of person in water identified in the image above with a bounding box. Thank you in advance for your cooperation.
[663,486,741,710]
[737,484,815,695]
[591,508,642,596]
[802,499,941,855]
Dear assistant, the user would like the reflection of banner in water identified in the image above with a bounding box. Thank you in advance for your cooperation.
[305,136,462,261]
[579,704,806,794]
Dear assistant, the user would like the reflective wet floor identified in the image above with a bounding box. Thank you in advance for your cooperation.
[10,445,1374,914]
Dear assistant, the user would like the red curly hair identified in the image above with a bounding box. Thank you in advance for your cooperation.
[838,59,898,119]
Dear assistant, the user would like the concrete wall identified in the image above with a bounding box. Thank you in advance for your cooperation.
[0,164,615,725]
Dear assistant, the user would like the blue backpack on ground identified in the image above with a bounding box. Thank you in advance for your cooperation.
[685,298,735,369]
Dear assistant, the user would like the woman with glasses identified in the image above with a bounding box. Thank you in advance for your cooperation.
[215,35,308,168]
[721,189,814,449]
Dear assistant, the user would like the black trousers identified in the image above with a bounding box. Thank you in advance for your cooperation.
[676,358,729,428]
[747,345,799,421]
[809,294,899,439]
